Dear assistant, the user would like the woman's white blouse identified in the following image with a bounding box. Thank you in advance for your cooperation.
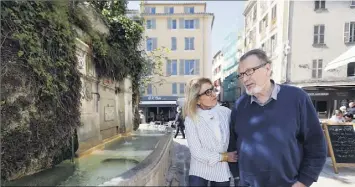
[184,105,232,182]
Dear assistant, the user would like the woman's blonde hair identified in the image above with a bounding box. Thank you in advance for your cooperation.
[183,77,213,121]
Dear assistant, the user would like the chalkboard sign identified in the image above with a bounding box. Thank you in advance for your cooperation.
[327,125,355,163]
[323,121,355,174]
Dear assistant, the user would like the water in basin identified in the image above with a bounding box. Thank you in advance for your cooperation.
[3,131,166,186]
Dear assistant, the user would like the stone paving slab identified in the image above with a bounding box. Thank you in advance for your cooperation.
[166,135,355,187]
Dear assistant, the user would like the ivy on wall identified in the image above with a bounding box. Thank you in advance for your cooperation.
[1,1,81,180]
[0,0,157,181]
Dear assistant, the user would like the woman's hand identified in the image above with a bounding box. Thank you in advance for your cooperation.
[227,151,238,162]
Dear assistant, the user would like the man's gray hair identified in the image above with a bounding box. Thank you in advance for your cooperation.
[239,49,272,65]
[239,49,273,76]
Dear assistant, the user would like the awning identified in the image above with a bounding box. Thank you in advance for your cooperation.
[139,100,177,107]
[325,46,355,71]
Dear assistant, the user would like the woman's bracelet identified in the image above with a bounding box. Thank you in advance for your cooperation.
[221,152,228,162]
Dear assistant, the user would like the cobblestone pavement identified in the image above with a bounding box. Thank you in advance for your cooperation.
[166,134,355,187]
[166,135,190,187]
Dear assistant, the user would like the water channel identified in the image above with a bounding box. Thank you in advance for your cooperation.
[3,125,171,186]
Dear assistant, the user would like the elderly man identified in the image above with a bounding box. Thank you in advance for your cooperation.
[228,49,326,187]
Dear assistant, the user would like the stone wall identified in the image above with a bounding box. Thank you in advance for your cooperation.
[101,134,173,186]
[74,4,133,154]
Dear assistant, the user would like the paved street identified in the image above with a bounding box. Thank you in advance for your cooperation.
[166,134,355,187]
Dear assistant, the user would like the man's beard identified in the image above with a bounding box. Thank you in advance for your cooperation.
[245,85,263,96]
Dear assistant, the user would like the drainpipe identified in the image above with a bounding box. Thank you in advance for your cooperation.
[285,0,293,83]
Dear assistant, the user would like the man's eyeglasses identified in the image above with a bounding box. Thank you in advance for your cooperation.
[198,87,217,97]
[236,62,269,80]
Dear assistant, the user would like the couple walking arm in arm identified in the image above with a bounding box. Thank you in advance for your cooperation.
[184,49,327,187]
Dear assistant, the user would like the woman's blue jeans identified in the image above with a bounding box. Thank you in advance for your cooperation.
[188,175,230,186]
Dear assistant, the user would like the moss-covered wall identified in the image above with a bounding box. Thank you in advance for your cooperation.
[1,1,81,180]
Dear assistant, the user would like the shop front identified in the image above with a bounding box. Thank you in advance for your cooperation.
[139,96,181,123]
[303,86,355,119]
[223,72,243,107]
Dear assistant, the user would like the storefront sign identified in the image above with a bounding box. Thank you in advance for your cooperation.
[141,96,180,101]
[308,92,329,96]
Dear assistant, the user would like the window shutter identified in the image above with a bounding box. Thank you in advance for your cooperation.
[179,18,185,29]
[184,7,188,13]
[344,22,350,43]
[166,60,171,76]
[192,37,195,50]
[195,59,200,75]
[180,83,185,94]
[167,18,172,29]
[184,37,188,50]
[180,60,184,75]
[153,38,157,50]
[144,7,149,13]
[152,19,156,29]
[164,6,169,13]
[195,19,200,29]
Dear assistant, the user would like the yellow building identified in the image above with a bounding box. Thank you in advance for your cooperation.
[139,2,214,122]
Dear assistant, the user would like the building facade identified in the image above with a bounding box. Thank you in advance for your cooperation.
[212,50,224,100]
[139,2,214,122]
[243,0,355,118]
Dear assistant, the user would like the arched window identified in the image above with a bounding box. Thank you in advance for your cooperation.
[347,62,355,77]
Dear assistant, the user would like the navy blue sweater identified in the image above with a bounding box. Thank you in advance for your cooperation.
[229,85,327,187]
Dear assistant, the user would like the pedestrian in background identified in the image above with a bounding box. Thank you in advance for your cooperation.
[184,77,237,186]
[229,49,326,187]
[174,107,185,139]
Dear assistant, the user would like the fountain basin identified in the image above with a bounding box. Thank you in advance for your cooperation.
[100,128,174,186]
[2,128,172,186]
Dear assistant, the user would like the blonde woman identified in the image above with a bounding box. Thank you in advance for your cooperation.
[183,77,237,186]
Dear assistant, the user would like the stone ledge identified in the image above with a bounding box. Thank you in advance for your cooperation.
[100,133,173,186]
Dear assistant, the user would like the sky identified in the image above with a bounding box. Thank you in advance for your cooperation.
[127,1,245,56]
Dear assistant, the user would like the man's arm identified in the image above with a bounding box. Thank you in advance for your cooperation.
[228,105,239,179]
[297,91,327,187]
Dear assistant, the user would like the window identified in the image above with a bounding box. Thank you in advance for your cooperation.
[312,59,323,78]
[347,62,355,77]
[145,7,156,14]
[171,37,177,50]
[313,25,325,44]
[146,38,157,51]
[184,60,195,75]
[172,20,177,29]
[179,83,185,94]
[185,7,194,13]
[166,60,177,75]
[344,22,355,43]
[147,84,153,95]
[172,83,177,94]
[146,19,155,29]
[314,0,326,10]
[271,5,277,22]
[271,34,277,53]
[185,37,195,50]
[180,59,199,75]
[351,0,355,6]
[167,19,177,29]
[260,14,268,33]
[253,7,257,21]
[184,20,195,29]
[164,7,174,13]
[146,20,152,29]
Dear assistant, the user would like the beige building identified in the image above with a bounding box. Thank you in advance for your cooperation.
[139,2,214,122]
[243,0,355,118]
